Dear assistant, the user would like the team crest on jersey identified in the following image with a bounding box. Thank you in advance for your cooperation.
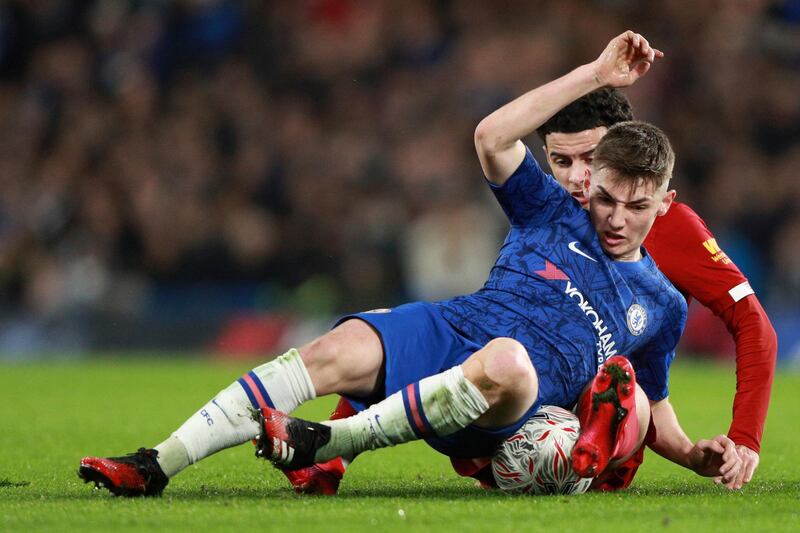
[626,304,647,336]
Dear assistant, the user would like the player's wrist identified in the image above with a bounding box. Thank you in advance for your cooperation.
[574,62,606,90]
[727,432,760,454]
[679,439,703,471]
[734,443,758,456]
[589,62,606,87]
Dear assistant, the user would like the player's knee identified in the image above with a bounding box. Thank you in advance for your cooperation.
[481,338,537,400]
[300,332,341,370]
[302,320,367,364]
[299,319,383,395]
[299,329,359,393]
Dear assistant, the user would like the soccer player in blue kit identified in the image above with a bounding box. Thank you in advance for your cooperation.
[79,32,741,497]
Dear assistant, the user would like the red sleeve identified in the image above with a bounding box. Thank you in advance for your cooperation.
[644,202,753,314]
[644,202,777,452]
[720,296,777,453]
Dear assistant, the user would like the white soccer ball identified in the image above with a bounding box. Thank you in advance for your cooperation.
[491,405,592,495]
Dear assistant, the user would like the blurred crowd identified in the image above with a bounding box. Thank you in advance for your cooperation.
[0,0,799,334]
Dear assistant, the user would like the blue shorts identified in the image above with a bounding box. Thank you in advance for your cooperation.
[336,302,542,458]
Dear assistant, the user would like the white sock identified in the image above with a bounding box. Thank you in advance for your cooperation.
[314,366,488,463]
[154,348,316,477]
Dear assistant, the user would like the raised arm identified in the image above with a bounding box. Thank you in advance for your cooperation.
[474,30,663,185]
[648,397,743,489]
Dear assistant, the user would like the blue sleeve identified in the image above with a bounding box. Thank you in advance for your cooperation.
[631,296,687,401]
[489,146,575,228]
[633,348,676,402]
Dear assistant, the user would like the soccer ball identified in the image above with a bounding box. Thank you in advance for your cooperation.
[491,405,592,495]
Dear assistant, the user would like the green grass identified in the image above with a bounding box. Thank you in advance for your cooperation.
[1,357,798,532]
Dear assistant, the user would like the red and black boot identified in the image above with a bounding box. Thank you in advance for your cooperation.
[571,355,638,478]
[79,448,169,497]
[280,397,357,495]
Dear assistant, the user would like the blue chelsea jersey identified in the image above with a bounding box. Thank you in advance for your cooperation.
[436,147,687,408]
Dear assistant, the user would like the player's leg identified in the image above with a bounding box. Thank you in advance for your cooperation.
[570,355,649,477]
[282,303,501,494]
[79,319,383,496]
[257,337,539,469]
[284,336,541,493]
[154,319,381,473]
[450,361,651,491]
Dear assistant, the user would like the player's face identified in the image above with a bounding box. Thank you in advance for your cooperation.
[587,167,675,262]
[543,127,607,207]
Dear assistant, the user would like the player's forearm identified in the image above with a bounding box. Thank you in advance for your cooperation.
[647,398,695,469]
[721,296,777,452]
[474,63,602,183]
[476,63,601,152]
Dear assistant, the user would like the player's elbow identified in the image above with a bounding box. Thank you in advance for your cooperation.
[474,117,504,159]
[764,321,778,366]
[474,119,515,186]
[734,296,779,367]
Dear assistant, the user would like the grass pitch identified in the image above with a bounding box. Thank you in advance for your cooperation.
[1,357,798,532]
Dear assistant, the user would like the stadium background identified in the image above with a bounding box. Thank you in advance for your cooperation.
[0,0,798,364]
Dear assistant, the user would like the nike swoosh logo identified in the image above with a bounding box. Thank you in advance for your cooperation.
[568,241,598,262]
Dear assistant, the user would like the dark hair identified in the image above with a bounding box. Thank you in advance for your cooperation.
[593,121,675,189]
[536,88,633,140]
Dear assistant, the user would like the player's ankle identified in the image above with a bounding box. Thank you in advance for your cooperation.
[154,435,190,478]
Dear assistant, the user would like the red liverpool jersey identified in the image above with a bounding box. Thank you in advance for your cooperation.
[644,202,753,313]
[644,201,776,452]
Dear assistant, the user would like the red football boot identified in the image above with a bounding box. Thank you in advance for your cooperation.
[282,457,347,495]
[590,442,645,491]
[281,397,357,495]
[571,355,637,478]
[256,407,332,470]
[78,448,169,497]
[590,415,657,491]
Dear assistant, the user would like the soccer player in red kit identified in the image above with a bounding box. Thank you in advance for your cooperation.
[283,31,776,493]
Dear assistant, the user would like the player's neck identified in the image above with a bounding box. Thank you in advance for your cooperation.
[613,247,643,262]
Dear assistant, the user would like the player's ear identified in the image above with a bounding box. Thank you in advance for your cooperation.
[658,189,676,216]
[583,169,591,192]
[542,136,553,159]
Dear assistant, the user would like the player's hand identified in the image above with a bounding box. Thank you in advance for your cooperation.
[592,31,664,88]
[714,445,759,490]
[687,435,742,489]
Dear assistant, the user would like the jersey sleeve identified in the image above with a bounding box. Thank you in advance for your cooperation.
[643,203,753,315]
[488,145,576,228]
[631,317,684,402]
[631,346,675,402]
[631,283,688,402]
[721,296,777,453]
